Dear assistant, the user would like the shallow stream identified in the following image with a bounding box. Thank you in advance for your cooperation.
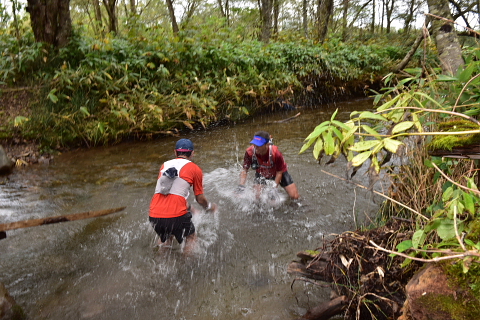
[0,98,387,319]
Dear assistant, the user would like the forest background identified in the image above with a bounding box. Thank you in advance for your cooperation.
[1,0,480,319]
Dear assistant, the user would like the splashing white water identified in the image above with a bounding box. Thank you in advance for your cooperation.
[203,167,288,213]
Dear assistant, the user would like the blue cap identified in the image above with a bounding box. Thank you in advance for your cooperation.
[250,135,269,146]
[175,139,194,152]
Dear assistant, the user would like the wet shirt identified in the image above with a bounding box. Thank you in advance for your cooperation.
[149,159,204,218]
[243,145,287,179]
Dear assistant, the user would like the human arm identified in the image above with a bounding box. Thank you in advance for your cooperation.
[274,171,283,187]
[238,149,252,190]
[239,169,248,186]
[195,194,217,212]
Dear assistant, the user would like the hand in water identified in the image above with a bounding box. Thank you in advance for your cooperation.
[206,203,218,213]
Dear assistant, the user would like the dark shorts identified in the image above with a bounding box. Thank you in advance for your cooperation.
[254,171,294,187]
[149,212,195,244]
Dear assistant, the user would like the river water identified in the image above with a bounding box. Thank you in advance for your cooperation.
[0,98,387,319]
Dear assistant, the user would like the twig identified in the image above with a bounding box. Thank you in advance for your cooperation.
[321,170,429,220]
[454,205,467,251]
[424,12,480,37]
[431,162,480,196]
[356,293,397,320]
[454,74,480,111]
[353,188,358,229]
[376,106,480,126]
[368,240,480,262]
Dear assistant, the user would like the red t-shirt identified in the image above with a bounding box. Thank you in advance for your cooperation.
[243,145,287,179]
[149,160,204,218]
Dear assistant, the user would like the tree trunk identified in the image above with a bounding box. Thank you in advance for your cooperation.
[347,0,373,30]
[317,0,333,43]
[92,0,104,36]
[370,0,375,33]
[102,0,118,34]
[26,0,72,48]
[183,0,200,27]
[165,0,180,34]
[259,0,273,43]
[393,27,426,72]
[341,0,349,40]
[129,0,136,15]
[217,0,230,25]
[302,0,308,37]
[384,0,395,33]
[11,0,21,42]
[426,0,465,74]
[273,0,280,36]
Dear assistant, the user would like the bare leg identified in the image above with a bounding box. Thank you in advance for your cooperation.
[183,232,197,255]
[163,235,175,247]
[284,183,300,199]
[254,184,263,200]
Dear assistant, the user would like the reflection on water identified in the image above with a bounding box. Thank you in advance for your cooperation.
[0,98,386,319]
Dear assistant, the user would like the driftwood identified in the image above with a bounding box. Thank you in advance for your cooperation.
[288,220,422,320]
[0,207,126,234]
[270,112,301,123]
[296,295,348,320]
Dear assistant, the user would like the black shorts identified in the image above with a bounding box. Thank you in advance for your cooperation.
[149,212,195,244]
[254,171,294,187]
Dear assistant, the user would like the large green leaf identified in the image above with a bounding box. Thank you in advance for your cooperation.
[358,111,387,121]
[304,122,330,141]
[341,126,358,145]
[436,74,457,82]
[412,229,426,249]
[324,130,335,155]
[330,108,339,121]
[331,120,351,131]
[349,140,380,152]
[436,219,459,241]
[383,138,403,153]
[299,138,316,154]
[463,193,475,215]
[396,240,413,253]
[392,121,414,134]
[313,139,323,159]
[377,94,401,112]
[361,125,381,138]
[351,150,372,166]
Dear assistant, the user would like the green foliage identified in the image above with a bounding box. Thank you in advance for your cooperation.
[2,26,396,148]
[301,48,480,272]
[0,32,43,85]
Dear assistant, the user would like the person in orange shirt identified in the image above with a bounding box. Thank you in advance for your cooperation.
[149,138,217,250]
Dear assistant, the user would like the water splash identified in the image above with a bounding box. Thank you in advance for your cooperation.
[204,167,288,213]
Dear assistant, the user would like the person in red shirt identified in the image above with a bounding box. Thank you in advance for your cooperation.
[239,131,300,200]
[149,138,217,250]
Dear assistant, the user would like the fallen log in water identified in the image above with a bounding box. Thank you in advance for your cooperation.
[270,112,301,123]
[295,295,348,320]
[0,207,126,236]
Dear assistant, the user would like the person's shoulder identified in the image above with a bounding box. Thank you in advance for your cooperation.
[271,145,284,157]
[184,161,202,172]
